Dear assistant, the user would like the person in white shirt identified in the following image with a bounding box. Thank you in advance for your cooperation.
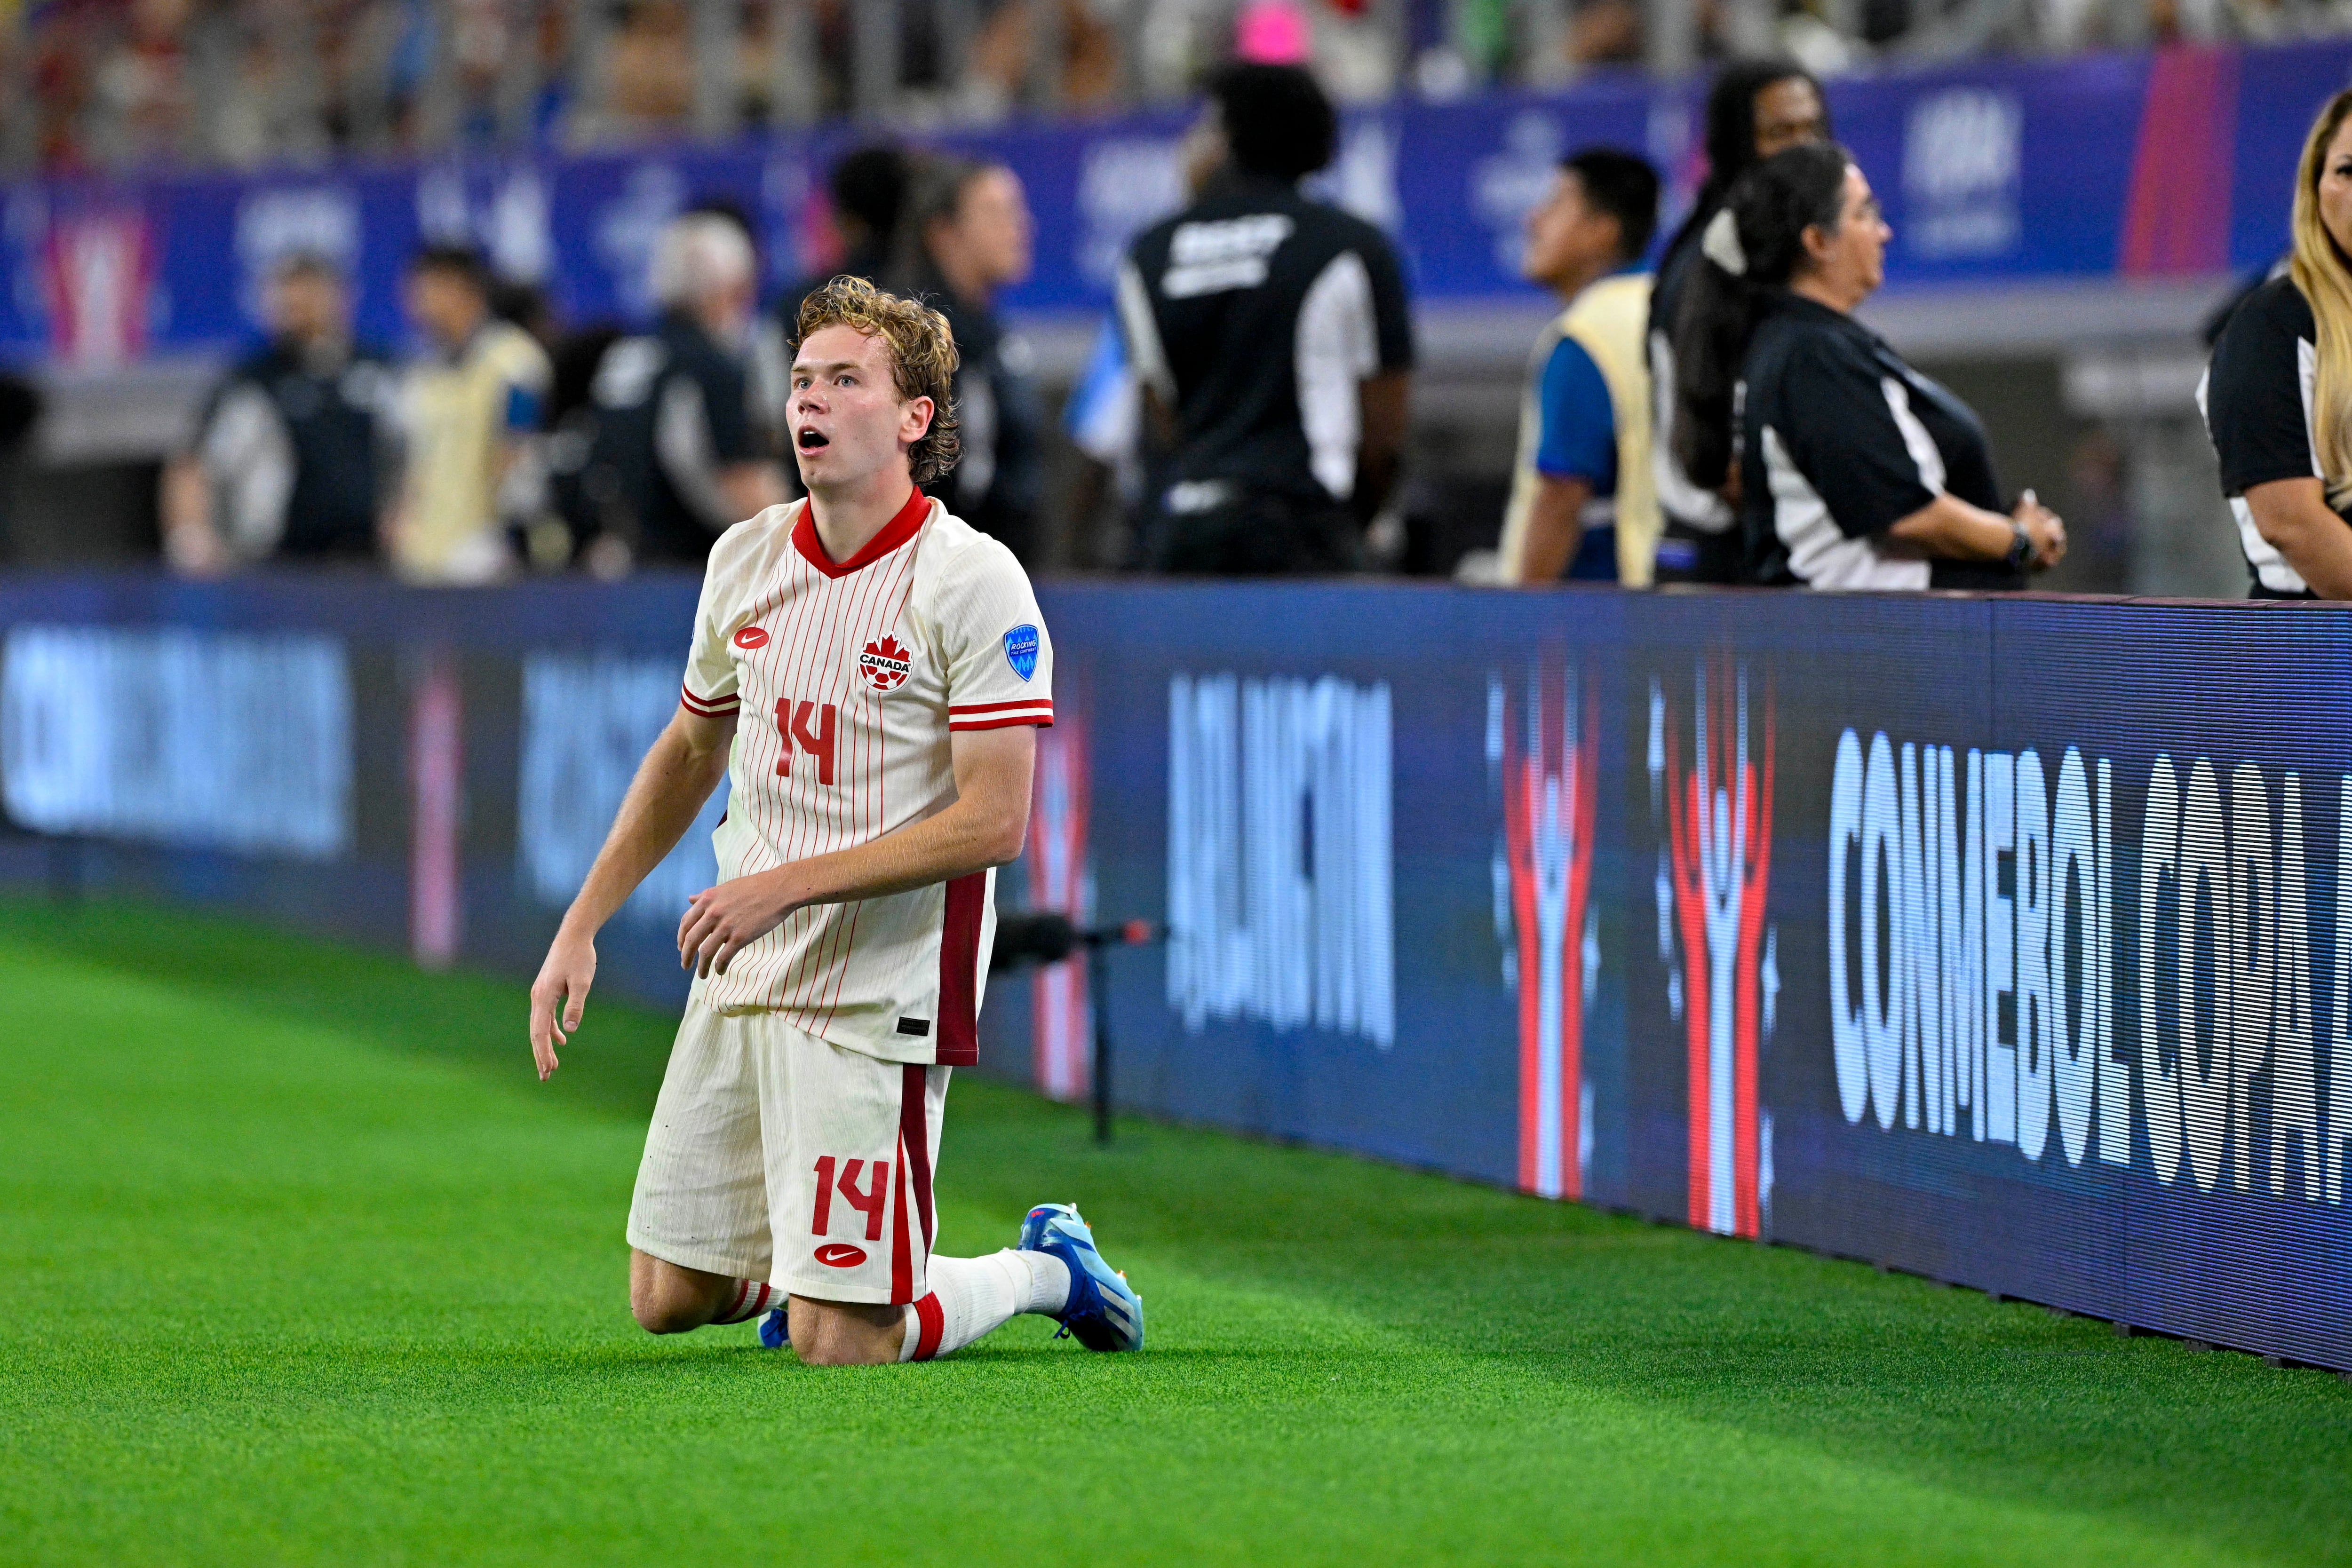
[526,275,1143,1367]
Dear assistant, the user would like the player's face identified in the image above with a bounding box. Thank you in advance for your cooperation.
[2320,118,2352,258]
[1752,77,1827,160]
[790,324,933,492]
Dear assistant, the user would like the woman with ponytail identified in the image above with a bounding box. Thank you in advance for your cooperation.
[1647,59,1828,583]
[2204,89,2352,598]
[1671,143,2065,590]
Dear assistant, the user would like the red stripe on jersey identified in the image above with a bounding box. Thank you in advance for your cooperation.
[936,872,986,1066]
[792,487,930,578]
[680,684,739,716]
[911,1291,945,1361]
[949,699,1057,715]
[900,1063,935,1247]
[890,1140,914,1304]
[950,714,1055,731]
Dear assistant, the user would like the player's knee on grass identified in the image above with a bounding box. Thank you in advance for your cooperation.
[788,1295,905,1366]
[628,1250,735,1335]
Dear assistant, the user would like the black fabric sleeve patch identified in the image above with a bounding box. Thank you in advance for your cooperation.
[896,1017,931,1037]
[2208,285,2320,497]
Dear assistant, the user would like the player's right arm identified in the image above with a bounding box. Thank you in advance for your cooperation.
[529,704,735,1079]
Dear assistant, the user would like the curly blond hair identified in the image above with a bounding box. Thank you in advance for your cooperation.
[793,274,961,485]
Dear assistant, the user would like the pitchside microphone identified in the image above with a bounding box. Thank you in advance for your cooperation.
[989,912,1160,973]
[987,911,1164,1146]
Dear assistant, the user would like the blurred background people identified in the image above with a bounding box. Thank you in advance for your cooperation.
[572,212,785,574]
[779,144,913,326]
[1647,60,1828,584]
[1117,61,1413,575]
[762,144,916,465]
[1495,146,1661,586]
[892,154,1043,563]
[389,244,552,584]
[2203,88,2352,599]
[162,253,396,575]
[1674,144,2065,590]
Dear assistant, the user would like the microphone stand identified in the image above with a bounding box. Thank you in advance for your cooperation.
[990,912,1163,1146]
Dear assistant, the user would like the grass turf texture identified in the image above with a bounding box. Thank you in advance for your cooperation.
[5,902,2352,1567]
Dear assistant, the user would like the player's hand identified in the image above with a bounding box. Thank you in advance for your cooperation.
[677,872,800,979]
[530,927,597,1080]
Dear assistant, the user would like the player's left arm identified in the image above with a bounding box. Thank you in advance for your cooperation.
[676,724,1036,978]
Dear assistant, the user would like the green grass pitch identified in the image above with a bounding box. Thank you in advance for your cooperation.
[5,899,2352,1567]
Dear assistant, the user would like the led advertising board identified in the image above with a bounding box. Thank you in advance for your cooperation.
[2,576,2345,1368]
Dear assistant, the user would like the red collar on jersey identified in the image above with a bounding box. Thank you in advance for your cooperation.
[793,486,930,578]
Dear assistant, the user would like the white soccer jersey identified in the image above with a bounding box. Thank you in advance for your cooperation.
[677,487,1053,1064]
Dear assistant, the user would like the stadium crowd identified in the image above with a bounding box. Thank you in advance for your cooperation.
[4,0,2333,175]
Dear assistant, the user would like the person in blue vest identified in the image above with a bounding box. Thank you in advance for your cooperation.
[1495,147,1661,585]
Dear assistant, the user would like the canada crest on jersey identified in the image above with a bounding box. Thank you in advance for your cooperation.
[859,634,913,692]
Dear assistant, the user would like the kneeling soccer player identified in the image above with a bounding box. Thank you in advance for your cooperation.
[525,276,1141,1365]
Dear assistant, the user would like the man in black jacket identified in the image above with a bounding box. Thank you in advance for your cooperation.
[1117,63,1414,575]
[162,254,397,573]
[574,213,787,571]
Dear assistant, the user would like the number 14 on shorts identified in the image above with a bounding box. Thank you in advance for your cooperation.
[811,1154,887,1244]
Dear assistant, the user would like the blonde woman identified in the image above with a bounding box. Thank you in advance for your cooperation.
[2204,89,2352,598]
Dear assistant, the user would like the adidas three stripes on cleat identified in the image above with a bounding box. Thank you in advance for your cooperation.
[1018,1202,1144,1352]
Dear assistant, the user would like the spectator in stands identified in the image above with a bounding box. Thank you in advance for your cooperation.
[161,253,397,575]
[965,0,1121,117]
[389,244,552,584]
[1496,147,1661,586]
[892,155,1043,562]
[601,0,696,139]
[2204,87,2352,599]
[1647,60,1828,583]
[88,0,192,167]
[1674,144,2064,590]
[1117,62,1413,574]
[573,212,786,573]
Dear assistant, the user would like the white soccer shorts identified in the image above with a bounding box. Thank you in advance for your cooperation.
[626,996,949,1305]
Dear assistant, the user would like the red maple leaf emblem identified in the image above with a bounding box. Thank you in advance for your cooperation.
[859,634,913,692]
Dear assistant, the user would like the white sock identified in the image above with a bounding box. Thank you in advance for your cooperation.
[898,1249,1072,1361]
[1016,1247,1072,1316]
[709,1278,780,1325]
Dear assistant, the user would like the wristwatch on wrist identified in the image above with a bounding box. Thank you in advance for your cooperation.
[2005,518,2034,571]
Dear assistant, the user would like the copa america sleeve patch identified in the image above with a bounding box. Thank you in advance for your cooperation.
[1003,624,1040,682]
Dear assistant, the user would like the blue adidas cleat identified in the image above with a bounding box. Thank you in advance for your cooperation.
[758,1304,790,1349]
[1018,1202,1144,1352]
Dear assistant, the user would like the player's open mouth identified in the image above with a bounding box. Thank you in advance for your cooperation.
[796,428,829,451]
